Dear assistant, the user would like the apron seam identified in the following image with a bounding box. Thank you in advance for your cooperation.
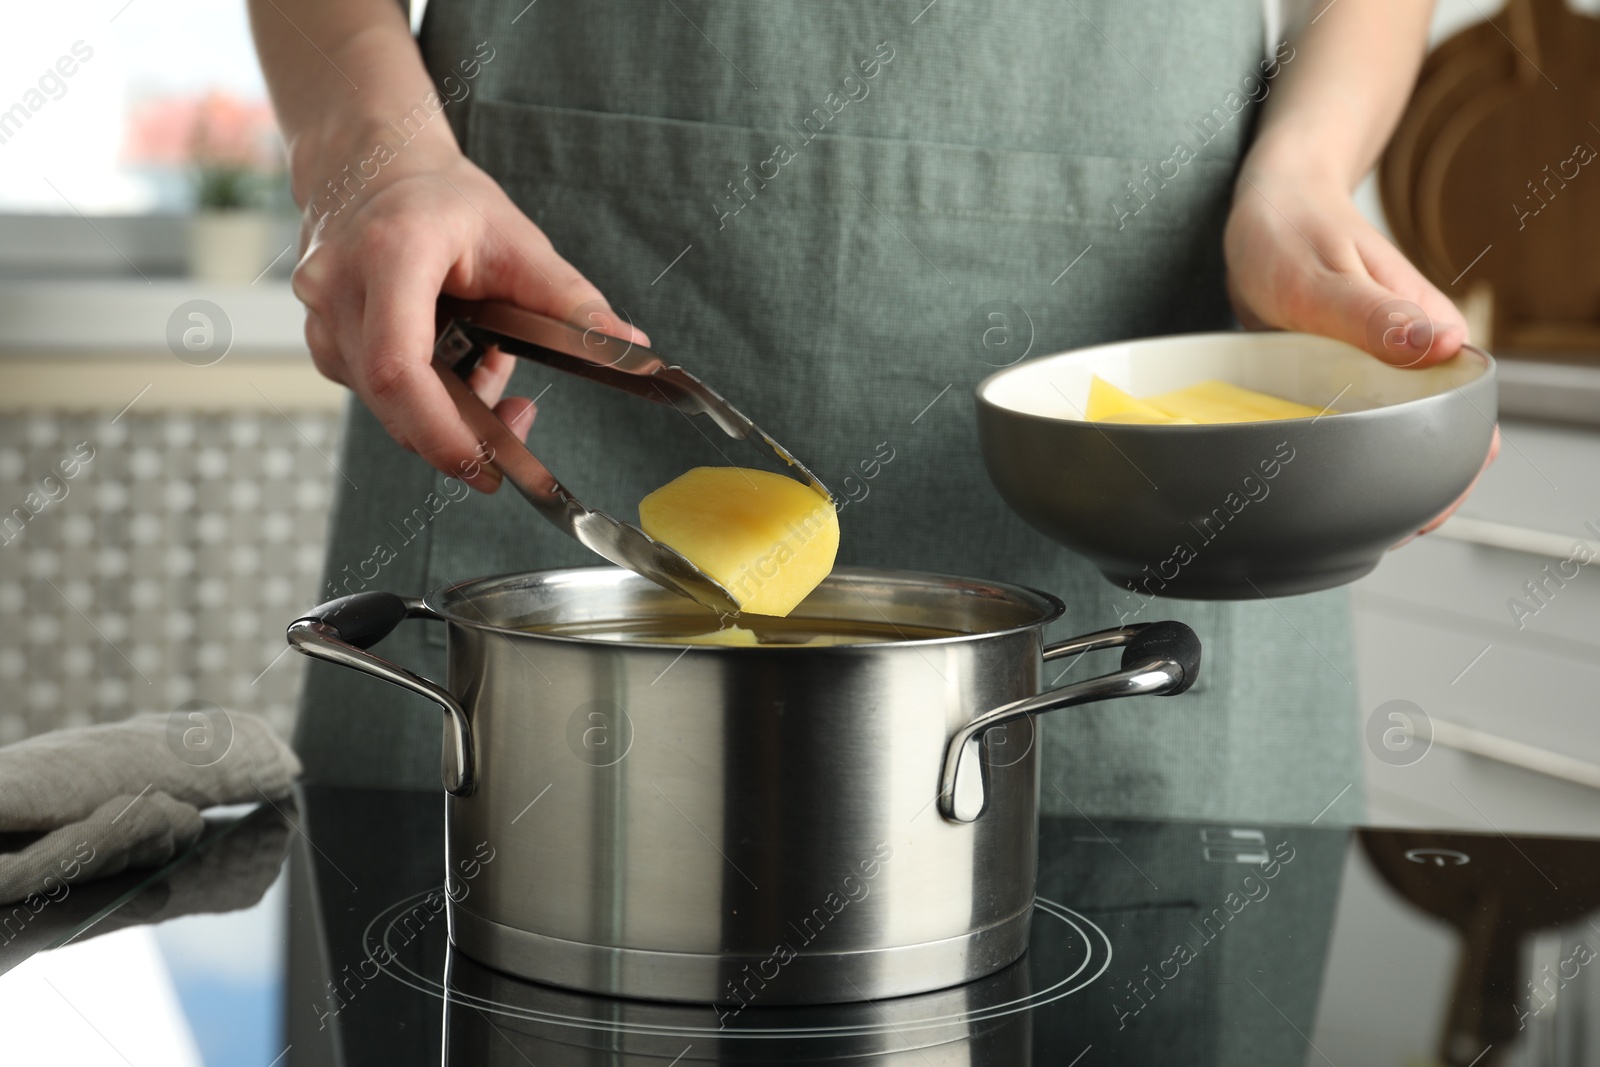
[473,95,1243,171]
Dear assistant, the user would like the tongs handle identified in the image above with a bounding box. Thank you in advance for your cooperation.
[431,351,565,513]
[436,297,748,436]
[434,297,830,499]
[428,343,743,615]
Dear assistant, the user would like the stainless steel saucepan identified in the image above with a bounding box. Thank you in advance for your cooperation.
[287,566,1200,1005]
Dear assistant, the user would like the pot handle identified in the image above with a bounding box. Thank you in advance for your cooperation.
[938,621,1200,823]
[286,591,476,797]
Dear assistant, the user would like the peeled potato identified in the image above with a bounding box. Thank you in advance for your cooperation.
[669,627,856,647]
[639,467,839,617]
[1144,380,1324,423]
[1087,375,1327,424]
[676,626,763,646]
[1190,380,1324,420]
[1086,376,1172,422]
[1100,411,1197,425]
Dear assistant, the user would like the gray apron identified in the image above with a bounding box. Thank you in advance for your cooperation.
[295,0,1363,824]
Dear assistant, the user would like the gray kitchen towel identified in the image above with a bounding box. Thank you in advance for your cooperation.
[0,712,300,906]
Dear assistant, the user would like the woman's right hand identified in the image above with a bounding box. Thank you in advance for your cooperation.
[288,129,647,493]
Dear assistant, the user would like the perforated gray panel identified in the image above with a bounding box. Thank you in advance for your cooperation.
[0,411,337,744]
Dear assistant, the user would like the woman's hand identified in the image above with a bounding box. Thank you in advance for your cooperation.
[289,132,646,493]
[1222,168,1499,537]
[1218,0,1497,538]
[1224,169,1466,366]
[250,0,637,492]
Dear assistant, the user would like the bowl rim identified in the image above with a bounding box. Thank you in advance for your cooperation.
[975,331,1497,429]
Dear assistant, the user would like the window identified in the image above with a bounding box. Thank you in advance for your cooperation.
[0,2,276,215]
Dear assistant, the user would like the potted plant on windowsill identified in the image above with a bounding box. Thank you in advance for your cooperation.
[129,91,288,282]
[186,92,284,283]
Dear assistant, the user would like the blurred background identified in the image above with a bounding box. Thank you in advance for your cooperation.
[0,1,341,757]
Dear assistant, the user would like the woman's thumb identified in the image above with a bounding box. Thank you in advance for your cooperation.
[1292,270,1465,368]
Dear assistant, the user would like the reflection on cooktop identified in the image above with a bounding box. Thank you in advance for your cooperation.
[396,896,1103,1061]
[287,791,1348,1066]
[8,785,1600,1066]
[1321,829,1600,1067]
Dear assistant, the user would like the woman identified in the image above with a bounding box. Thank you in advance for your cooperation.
[253,0,1478,822]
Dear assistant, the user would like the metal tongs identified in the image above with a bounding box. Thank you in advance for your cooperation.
[432,298,833,615]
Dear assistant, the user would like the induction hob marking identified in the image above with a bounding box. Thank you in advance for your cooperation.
[1202,847,1270,865]
[840,974,939,1056]
[360,894,1113,1039]
[1200,828,1266,844]
[1200,829,1270,866]
[1404,848,1470,867]
[1112,839,1298,1031]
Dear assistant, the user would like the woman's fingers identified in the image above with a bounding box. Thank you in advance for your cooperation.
[465,349,519,409]
[1225,181,1469,369]
[484,216,652,348]
[360,245,503,492]
[289,157,649,488]
[1291,266,1452,369]
[301,309,349,387]
[1353,230,1469,367]
[1226,177,1499,550]
[492,396,537,443]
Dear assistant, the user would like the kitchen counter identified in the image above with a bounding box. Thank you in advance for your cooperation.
[1495,359,1600,428]
[3,785,1597,1066]
[0,280,307,356]
[0,279,344,413]
[1354,415,1600,837]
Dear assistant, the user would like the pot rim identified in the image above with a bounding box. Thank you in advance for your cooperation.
[422,565,1068,651]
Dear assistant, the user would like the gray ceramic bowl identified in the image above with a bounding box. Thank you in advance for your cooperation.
[976,332,1497,599]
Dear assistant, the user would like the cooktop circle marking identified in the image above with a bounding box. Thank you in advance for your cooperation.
[360,894,1112,1039]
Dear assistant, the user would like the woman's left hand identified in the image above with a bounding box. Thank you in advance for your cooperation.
[1224,168,1467,365]
[1222,169,1499,537]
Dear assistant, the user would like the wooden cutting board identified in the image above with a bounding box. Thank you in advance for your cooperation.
[1382,0,1600,356]
[1380,1,1531,250]
[1381,42,1506,266]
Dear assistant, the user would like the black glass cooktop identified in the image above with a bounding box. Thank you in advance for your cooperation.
[4,785,1599,1066]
